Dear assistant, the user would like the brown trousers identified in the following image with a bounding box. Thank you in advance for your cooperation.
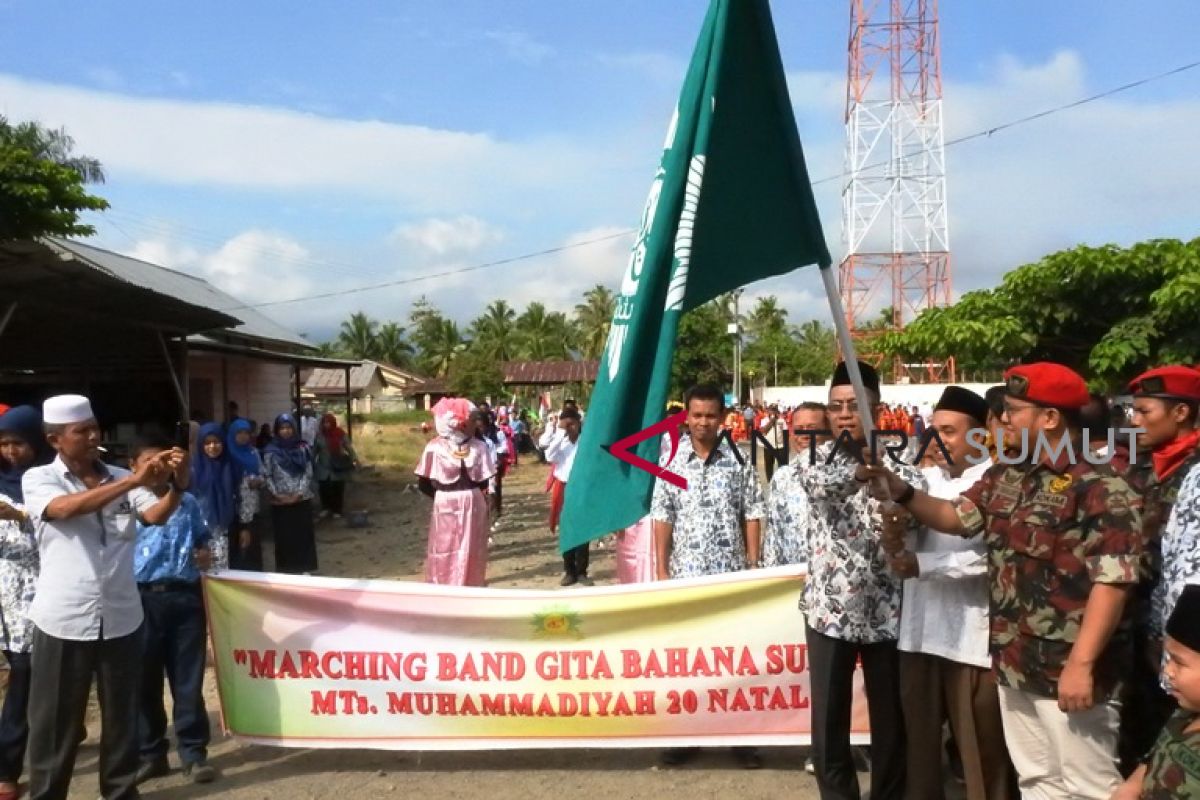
[899,650,1015,800]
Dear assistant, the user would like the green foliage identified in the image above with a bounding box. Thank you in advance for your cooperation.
[878,238,1200,387]
[0,116,109,240]
[671,300,734,396]
[448,346,505,401]
[574,284,616,360]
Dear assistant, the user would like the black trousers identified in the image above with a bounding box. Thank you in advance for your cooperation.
[272,499,319,574]
[139,587,210,765]
[0,650,31,782]
[807,625,905,800]
[29,625,142,800]
[317,480,346,515]
[562,544,590,578]
[1119,633,1176,774]
[230,514,264,571]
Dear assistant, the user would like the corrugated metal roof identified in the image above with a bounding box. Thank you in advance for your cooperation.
[45,238,313,350]
[304,360,429,395]
[502,360,599,385]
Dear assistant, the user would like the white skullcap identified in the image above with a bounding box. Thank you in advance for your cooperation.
[43,394,95,425]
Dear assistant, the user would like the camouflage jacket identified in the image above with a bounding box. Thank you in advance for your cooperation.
[953,449,1143,699]
[1142,711,1200,799]
[1125,447,1200,639]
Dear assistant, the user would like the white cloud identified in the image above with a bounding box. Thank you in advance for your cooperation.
[83,66,123,91]
[0,73,604,215]
[482,29,554,65]
[389,215,505,257]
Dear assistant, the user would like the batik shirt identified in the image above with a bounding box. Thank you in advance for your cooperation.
[954,452,1143,699]
[1126,450,1200,638]
[0,493,37,653]
[1159,465,1200,641]
[650,436,765,579]
[763,457,811,568]
[772,440,924,643]
[1141,711,1200,799]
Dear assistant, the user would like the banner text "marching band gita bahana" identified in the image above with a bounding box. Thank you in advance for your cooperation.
[203,567,869,750]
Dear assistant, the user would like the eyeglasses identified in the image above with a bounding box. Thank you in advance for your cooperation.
[1001,401,1041,417]
[826,401,859,413]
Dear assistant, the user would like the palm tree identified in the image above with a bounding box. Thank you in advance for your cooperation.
[375,323,414,367]
[794,319,838,383]
[516,303,575,360]
[422,319,465,378]
[745,296,788,341]
[337,312,379,360]
[469,300,518,362]
[2,116,105,183]
[573,284,616,360]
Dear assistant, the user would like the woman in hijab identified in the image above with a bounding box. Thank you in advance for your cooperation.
[226,419,265,571]
[313,413,357,520]
[262,414,317,574]
[0,406,51,799]
[190,422,236,570]
[414,398,494,586]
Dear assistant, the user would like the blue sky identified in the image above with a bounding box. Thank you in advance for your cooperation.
[3,1,1199,342]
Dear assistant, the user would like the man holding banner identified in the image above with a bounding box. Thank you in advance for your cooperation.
[650,383,765,769]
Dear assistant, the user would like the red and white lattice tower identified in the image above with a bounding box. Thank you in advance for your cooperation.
[840,0,954,382]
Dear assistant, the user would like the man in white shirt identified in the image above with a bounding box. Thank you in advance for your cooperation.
[299,404,318,446]
[886,386,1013,800]
[21,395,186,800]
[540,409,586,585]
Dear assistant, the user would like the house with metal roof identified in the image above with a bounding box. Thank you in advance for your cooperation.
[303,359,429,413]
[0,237,359,441]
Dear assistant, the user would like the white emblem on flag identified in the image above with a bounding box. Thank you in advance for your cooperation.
[665,154,705,312]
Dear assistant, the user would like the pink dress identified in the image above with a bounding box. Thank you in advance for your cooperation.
[415,438,494,586]
[617,517,657,583]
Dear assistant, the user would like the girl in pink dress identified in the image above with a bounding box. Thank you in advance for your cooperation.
[414,398,495,586]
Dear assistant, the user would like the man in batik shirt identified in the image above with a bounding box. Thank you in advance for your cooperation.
[773,360,924,800]
[651,382,764,768]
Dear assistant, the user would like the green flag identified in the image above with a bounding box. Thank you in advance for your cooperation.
[559,0,831,552]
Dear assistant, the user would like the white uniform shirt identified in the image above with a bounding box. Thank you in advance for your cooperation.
[897,460,993,668]
[22,456,160,641]
[542,432,577,483]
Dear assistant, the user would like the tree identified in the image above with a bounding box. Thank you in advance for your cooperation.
[422,319,465,378]
[375,323,414,368]
[793,319,838,384]
[468,300,519,362]
[516,302,575,360]
[336,312,379,360]
[574,284,616,360]
[449,346,506,401]
[876,238,1200,387]
[745,296,788,340]
[0,116,109,240]
[671,300,734,397]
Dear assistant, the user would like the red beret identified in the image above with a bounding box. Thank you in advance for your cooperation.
[1003,363,1089,409]
[1128,366,1200,401]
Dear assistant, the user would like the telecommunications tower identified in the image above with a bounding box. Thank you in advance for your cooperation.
[840,0,954,382]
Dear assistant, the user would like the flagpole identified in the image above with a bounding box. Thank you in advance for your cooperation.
[817,264,893,500]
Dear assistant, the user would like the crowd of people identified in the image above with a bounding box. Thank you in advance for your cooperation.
[5,356,1200,799]
[0,396,359,798]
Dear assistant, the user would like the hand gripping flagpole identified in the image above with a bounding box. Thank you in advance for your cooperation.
[817,264,894,503]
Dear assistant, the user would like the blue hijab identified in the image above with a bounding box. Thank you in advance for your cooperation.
[190,422,237,529]
[0,406,49,503]
[226,418,260,480]
[264,413,309,477]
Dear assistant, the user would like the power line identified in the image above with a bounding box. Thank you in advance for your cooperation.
[220,229,635,311]
[809,58,1200,186]
[115,57,1200,310]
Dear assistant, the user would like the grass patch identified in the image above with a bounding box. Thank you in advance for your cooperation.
[352,422,430,476]
[351,410,429,426]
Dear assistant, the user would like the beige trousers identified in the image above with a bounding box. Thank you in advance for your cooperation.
[996,684,1121,800]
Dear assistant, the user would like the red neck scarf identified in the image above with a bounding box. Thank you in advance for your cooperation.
[1153,430,1200,481]
[321,414,346,454]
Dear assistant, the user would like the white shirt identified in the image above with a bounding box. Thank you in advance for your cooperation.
[898,460,992,668]
[300,415,318,446]
[22,457,159,641]
[542,430,577,483]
